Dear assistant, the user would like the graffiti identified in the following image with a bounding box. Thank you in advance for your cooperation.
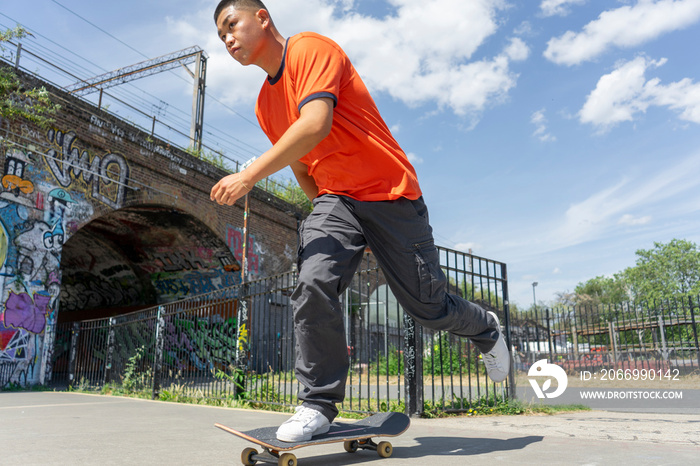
[1,149,35,208]
[152,251,207,272]
[3,291,51,334]
[164,314,238,372]
[237,323,248,352]
[46,188,77,224]
[14,220,61,284]
[153,269,239,300]
[226,225,261,276]
[88,114,215,176]
[60,273,143,312]
[20,123,43,142]
[0,324,35,387]
[0,217,7,274]
[44,129,129,209]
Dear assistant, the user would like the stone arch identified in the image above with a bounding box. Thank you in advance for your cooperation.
[57,204,240,322]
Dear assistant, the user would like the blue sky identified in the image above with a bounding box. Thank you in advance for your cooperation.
[3,0,700,308]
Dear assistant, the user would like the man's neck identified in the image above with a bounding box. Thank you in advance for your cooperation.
[259,33,287,78]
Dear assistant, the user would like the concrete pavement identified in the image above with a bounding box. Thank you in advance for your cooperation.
[1,391,698,465]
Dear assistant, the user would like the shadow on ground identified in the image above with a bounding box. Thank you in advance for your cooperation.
[276,435,544,465]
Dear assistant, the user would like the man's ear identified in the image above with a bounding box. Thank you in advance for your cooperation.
[256,9,270,28]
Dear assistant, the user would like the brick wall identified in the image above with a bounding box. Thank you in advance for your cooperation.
[0,68,305,386]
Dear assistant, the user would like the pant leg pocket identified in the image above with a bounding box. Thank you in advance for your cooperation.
[414,239,445,304]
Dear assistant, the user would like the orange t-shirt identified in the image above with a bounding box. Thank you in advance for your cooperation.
[255,32,422,202]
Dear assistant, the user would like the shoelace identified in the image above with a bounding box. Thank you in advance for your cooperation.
[291,407,320,425]
[483,352,505,372]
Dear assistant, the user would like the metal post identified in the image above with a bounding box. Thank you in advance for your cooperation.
[103,318,116,387]
[234,193,251,398]
[608,322,617,365]
[68,322,80,389]
[546,308,554,362]
[658,315,668,361]
[501,263,516,400]
[40,319,56,386]
[15,42,22,69]
[532,282,541,354]
[189,51,206,151]
[689,296,700,370]
[403,314,423,417]
[152,306,165,399]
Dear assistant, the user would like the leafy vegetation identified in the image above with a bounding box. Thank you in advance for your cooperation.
[264,177,313,213]
[183,146,229,170]
[556,238,700,307]
[1,26,60,128]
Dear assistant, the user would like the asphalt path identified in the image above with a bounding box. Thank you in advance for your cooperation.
[2,391,699,465]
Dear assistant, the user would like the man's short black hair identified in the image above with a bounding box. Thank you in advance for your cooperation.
[214,0,268,23]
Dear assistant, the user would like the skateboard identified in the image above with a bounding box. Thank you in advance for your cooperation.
[215,411,410,466]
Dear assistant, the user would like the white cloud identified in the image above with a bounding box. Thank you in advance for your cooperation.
[548,153,700,248]
[454,242,480,253]
[579,56,700,129]
[540,0,587,17]
[531,109,556,142]
[406,152,423,165]
[618,214,652,226]
[170,0,521,119]
[504,37,530,61]
[513,21,534,36]
[544,0,700,66]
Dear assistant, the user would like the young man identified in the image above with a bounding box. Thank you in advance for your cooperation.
[211,0,510,442]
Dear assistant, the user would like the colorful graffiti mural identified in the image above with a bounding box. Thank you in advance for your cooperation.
[1,149,35,209]
[0,136,86,387]
[226,225,262,276]
[44,129,130,210]
[0,104,285,387]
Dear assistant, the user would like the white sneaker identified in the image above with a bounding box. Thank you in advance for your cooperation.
[276,406,331,442]
[482,311,510,383]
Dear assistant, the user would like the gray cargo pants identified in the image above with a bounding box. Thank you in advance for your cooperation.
[292,195,499,421]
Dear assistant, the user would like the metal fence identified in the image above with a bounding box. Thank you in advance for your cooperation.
[511,297,700,375]
[51,247,511,416]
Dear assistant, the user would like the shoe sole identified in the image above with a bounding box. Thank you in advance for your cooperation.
[486,311,510,383]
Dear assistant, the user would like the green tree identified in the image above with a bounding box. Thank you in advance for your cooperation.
[1,26,60,128]
[623,239,700,302]
[574,274,629,307]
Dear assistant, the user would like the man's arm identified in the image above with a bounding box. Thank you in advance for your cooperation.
[210,97,333,206]
[290,160,319,201]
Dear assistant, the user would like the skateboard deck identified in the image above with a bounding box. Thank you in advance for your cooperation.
[216,411,410,465]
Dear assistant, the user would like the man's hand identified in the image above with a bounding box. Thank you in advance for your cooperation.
[210,172,252,206]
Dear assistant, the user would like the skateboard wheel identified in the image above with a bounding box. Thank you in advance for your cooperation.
[377,441,393,458]
[277,453,297,466]
[241,447,258,465]
[344,440,359,453]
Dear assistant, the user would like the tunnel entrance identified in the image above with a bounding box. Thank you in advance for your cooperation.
[57,204,239,322]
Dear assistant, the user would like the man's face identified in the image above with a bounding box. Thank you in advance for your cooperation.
[216,6,267,67]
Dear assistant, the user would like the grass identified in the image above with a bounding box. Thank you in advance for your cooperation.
[57,377,590,419]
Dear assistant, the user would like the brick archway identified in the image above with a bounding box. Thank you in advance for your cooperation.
[57,204,240,322]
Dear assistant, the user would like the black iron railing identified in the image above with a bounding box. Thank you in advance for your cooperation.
[511,297,700,375]
[51,248,511,416]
